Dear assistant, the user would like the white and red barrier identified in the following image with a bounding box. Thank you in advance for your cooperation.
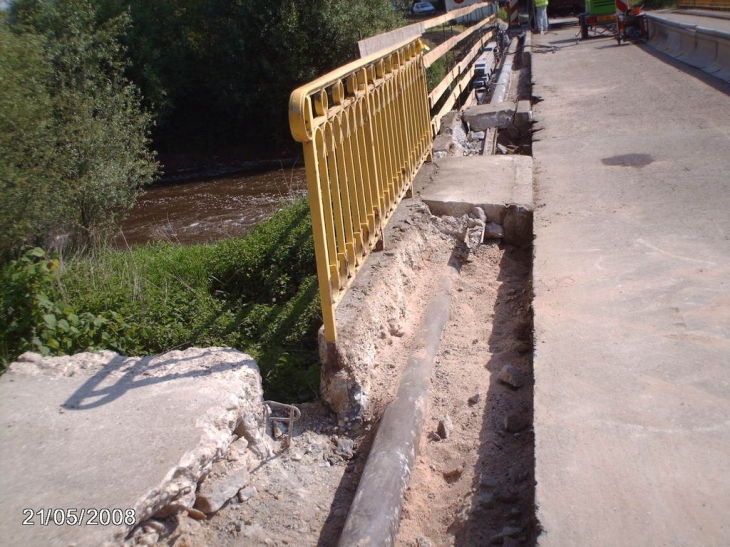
[508,0,520,27]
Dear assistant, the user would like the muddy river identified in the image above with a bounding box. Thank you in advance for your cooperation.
[113,167,307,248]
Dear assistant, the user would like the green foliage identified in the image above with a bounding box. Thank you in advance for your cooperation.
[93,0,403,151]
[0,201,322,401]
[1,1,158,256]
[0,248,145,371]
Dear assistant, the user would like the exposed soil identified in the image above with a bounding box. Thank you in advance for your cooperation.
[395,242,536,547]
[143,33,536,547]
[147,213,535,547]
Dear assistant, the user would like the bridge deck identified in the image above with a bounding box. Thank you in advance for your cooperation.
[531,26,730,546]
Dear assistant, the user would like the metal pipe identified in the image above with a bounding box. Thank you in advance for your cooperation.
[337,268,456,547]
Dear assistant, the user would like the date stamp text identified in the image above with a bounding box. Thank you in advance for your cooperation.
[22,508,136,527]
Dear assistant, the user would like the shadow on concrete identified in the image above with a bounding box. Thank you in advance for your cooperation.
[456,244,538,546]
[63,348,247,410]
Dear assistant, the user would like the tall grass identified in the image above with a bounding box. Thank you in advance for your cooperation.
[1,199,321,402]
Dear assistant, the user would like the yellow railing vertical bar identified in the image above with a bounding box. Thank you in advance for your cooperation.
[393,64,408,200]
[404,60,420,182]
[342,105,362,267]
[396,50,412,196]
[315,126,338,272]
[324,123,349,286]
[307,130,338,343]
[371,90,388,233]
[353,101,375,247]
[362,94,382,244]
[333,116,357,278]
[350,100,371,250]
[380,78,394,213]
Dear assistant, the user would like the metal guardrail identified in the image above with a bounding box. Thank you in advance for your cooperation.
[647,14,730,83]
[289,39,432,343]
[289,9,496,344]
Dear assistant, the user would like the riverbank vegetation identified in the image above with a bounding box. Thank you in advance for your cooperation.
[1,200,321,401]
[1,0,403,398]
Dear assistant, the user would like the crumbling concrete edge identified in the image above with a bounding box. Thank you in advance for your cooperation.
[337,269,455,547]
[115,349,270,545]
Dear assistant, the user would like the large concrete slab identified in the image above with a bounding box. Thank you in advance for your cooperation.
[416,154,534,221]
[0,348,264,547]
[531,29,730,546]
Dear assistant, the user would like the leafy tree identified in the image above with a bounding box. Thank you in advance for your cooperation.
[94,0,403,151]
[0,18,62,256]
[1,0,158,255]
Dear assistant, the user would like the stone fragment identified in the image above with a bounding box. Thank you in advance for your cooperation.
[484,222,505,239]
[237,486,257,502]
[497,365,525,389]
[187,508,207,520]
[469,131,486,141]
[437,415,453,439]
[468,393,482,405]
[194,459,250,514]
[416,536,434,547]
[472,207,487,222]
[504,413,530,433]
[334,438,355,459]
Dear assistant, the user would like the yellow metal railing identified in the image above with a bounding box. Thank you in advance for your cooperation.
[290,7,497,344]
[289,39,432,343]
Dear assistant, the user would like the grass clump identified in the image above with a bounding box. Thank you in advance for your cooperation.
[1,199,321,403]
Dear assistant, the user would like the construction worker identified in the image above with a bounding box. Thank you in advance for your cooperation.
[535,0,549,34]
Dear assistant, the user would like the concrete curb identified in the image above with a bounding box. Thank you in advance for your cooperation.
[337,270,455,547]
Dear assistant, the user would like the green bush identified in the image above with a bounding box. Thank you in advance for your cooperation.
[0,248,146,371]
[1,200,322,402]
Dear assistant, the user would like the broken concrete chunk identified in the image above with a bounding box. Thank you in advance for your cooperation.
[194,459,250,514]
[497,365,525,389]
[237,486,257,503]
[437,415,454,439]
[463,104,515,131]
[334,438,355,459]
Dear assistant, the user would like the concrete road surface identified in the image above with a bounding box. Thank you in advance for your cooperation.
[531,27,730,546]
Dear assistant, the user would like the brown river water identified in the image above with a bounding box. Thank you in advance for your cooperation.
[113,167,307,248]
